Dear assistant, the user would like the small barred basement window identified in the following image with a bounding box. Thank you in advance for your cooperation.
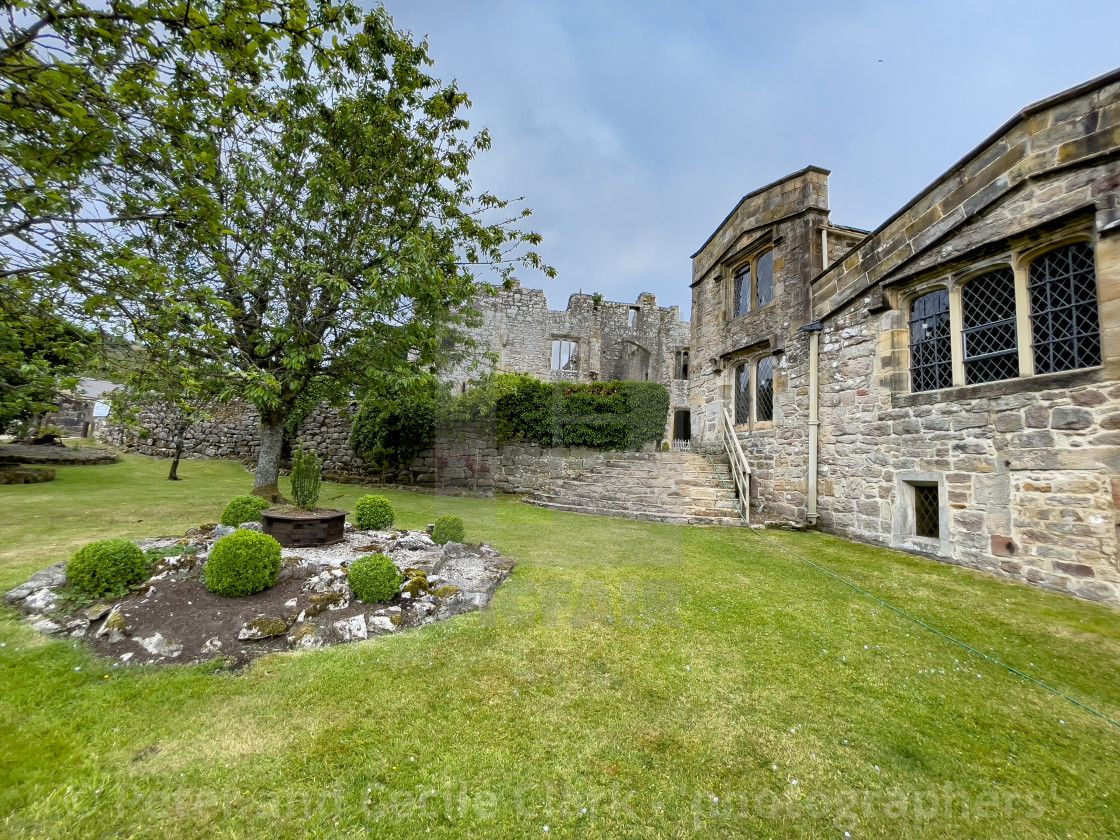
[913,484,940,539]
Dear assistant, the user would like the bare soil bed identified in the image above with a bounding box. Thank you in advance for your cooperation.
[5,523,514,668]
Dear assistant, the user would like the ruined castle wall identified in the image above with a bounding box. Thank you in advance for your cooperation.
[451,285,691,440]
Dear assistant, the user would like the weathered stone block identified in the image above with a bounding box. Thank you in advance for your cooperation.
[1024,406,1050,428]
[1051,407,1094,430]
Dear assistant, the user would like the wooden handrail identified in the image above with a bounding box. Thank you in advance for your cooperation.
[719,405,751,508]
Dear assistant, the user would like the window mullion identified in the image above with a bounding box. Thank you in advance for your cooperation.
[949,285,965,387]
[1013,263,1034,377]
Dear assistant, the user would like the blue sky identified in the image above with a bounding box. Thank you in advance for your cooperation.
[382,1,1120,317]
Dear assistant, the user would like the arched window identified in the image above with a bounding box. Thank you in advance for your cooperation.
[909,289,952,392]
[734,362,750,425]
[756,356,775,421]
[1029,242,1101,374]
[755,250,774,307]
[961,267,1018,384]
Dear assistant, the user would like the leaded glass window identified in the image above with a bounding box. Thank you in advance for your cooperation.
[756,250,774,307]
[734,362,750,425]
[756,356,774,422]
[733,265,750,319]
[914,484,939,539]
[1029,242,1101,375]
[962,268,1019,384]
[909,289,952,392]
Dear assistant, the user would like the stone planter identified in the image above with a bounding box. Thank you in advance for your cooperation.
[261,509,348,547]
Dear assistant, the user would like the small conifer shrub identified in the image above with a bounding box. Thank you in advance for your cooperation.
[291,441,323,511]
[205,530,282,597]
[432,514,465,545]
[354,495,394,530]
[220,494,270,527]
[348,554,403,604]
[67,539,148,597]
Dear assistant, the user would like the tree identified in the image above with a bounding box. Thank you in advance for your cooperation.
[99,6,552,500]
[0,290,94,433]
[0,0,354,435]
[111,346,220,480]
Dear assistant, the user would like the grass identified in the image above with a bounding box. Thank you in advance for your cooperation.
[2,448,1119,838]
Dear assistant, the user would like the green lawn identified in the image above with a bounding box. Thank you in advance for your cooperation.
[2,449,1119,838]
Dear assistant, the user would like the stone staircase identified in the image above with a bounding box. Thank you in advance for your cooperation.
[524,451,746,526]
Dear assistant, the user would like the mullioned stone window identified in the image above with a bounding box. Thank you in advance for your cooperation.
[731,355,775,427]
[905,239,1102,393]
[731,248,775,319]
[551,338,579,372]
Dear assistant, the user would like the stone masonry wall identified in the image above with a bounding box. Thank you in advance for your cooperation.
[689,167,847,521]
[815,294,1120,604]
[806,71,1120,605]
[108,400,664,495]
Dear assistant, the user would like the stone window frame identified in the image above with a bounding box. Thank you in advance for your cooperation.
[726,351,777,431]
[727,245,777,322]
[891,471,950,557]
[673,348,690,381]
[899,230,1101,393]
[550,337,580,373]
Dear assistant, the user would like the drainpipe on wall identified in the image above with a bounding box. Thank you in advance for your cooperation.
[799,321,823,526]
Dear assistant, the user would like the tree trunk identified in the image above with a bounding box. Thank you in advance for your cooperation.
[253,414,287,502]
[168,434,183,481]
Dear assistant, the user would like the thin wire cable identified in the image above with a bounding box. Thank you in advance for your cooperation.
[704,453,1120,731]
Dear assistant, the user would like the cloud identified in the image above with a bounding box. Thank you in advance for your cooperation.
[380,0,1120,318]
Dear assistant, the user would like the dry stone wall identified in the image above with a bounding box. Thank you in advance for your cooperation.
[108,400,663,495]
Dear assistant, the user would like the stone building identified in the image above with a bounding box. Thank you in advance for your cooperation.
[450,284,693,444]
[690,68,1120,604]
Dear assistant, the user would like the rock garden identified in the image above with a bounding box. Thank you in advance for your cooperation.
[3,448,514,667]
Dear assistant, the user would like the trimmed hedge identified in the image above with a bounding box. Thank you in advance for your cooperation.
[67,539,148,598]
[349,554,403,604]
[205,530,282,597]
[220,494,270,527]
[432,514,465,545]
[354,495,394,530]
[495,375,670,450]
[350,374,670,465]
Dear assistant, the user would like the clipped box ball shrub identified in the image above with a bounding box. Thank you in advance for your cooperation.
[220,494,270,527]
[432,514,465,545]
[67,539,148,598]
[205,530,282,597]
[354,494,394,530]
[349,554,403,604]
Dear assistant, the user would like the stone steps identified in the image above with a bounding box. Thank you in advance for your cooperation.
[523,451,746,527]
